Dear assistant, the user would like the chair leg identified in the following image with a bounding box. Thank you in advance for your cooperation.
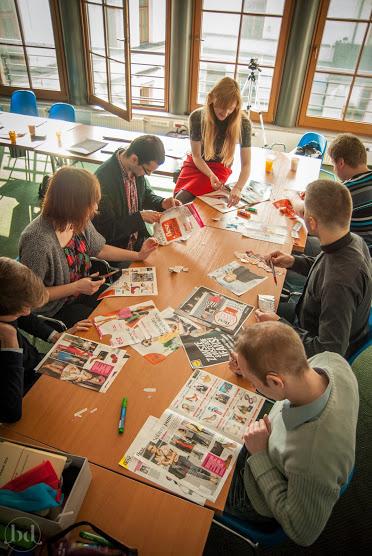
[212,518,259,551]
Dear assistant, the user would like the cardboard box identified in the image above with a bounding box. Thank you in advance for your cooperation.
[0,437,92,538]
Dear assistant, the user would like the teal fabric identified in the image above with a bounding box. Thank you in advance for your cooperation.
[0,483,61,512]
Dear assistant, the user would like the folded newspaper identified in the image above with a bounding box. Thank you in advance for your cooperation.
[153,203,204,245]
[120,370,269,502]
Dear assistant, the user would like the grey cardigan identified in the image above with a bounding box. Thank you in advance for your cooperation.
[19,216,106,316]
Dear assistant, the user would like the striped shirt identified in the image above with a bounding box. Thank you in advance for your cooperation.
[344,170,372,256]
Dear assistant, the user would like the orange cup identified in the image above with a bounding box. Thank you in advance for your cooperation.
[8,130,17,144]
[265,155,275,173]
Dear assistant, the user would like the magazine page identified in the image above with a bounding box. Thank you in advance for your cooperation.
[119,416,206,505]
[169,369,267,444]
[35,334,129,393]
[181,328,235,369]
[153,203,204,245]
[226,179,272,205]
[199,189,245,213]
[208,260,267,296]
[97,267,158,300]
[134,410,241,502]
[239,221,289,244]
[176,286,254,335]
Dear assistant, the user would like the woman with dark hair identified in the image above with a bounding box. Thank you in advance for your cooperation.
[174,77,251,206]
[19,166,157,326]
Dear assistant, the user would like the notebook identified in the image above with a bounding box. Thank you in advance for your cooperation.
[68,139,107,155]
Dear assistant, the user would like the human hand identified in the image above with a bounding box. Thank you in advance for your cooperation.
[141,210,162,224]
[244,414,271,454]
[228,352,242,376]
[162,197,182,210]
[292,197,305,218]
[73,275,105,296]
[53,320,93,342]
[264,250,294,269]
[138,238,158,260]
[227,185,242,208]
[0,322,19,348]
[255,309,280,323]
[209,173,223,191]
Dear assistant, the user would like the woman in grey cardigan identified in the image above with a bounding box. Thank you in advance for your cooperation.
[19,167,157,327]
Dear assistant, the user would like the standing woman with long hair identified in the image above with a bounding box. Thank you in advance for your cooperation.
[19,166,157,327]
[174,77,251,206]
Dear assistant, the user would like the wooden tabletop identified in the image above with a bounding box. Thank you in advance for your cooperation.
[0,431,212,556]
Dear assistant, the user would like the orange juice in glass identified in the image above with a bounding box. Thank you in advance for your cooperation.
[265,154,275,173]
[8,130,17,144]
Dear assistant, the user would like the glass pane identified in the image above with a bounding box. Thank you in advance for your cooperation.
[317,21,367,72]
[107,6,125,61]
[197,61,235,104]
[203,0,243,11]
[307,72,352,119]
[243,0,284,15]
[131,60,164,107]
[18,0,55,47]
[237,65,273,111]
[328,0,372,20]
[91,53,108,100]
[105,0,123,6]
[87,3,105,55]
[346,76,372,122]
[239,15,281,65]
[0,0,22,43]
[359,25,372,74]
[0,44,29,87]
[110,59,127,108]
[129,0,166,53]
[86,0,102,3]
[201,12,240,62]
[26,46,60,90]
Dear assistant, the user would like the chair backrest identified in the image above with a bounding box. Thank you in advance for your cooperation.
[10,90,39,117]
[48,102,76,122]
[297,132,327,159]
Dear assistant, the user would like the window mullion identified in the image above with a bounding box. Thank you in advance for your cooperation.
[102,3,112,103]
[13,0,33,89]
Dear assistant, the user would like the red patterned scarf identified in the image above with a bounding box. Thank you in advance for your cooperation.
[117,150,139,250]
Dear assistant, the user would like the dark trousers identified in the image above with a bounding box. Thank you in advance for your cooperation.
[225,446,276,525]
[174,189,196,204]
[53,286,106,328]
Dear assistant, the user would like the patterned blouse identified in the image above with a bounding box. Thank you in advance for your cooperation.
[63,234,92,283]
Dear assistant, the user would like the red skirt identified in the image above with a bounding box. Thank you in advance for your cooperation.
[174,154,232,197]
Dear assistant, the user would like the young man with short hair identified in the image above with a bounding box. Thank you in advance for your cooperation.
[0,257,90,423]
[328,133,372,255]
[256,179,371,358]
[226,321,358,547]
[93,135,181,251]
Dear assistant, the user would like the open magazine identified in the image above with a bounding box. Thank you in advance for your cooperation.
[209,213,289,245]
[153,203,204,244]
[176,286,254,335]
[225,179,272,205]
[94,300,170,348]
[181,328,235,369]
[97,267,157,300]
[120,370,269,502]
[199,189,245,213]
[208,260,267,296]
[35,333,129,393]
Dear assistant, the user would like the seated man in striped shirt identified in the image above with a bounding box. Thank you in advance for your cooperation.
[328,134,372,256]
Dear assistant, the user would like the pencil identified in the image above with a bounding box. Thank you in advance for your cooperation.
[269,258,277,285]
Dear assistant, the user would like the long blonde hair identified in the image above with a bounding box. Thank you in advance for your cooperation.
[202,77,242,166]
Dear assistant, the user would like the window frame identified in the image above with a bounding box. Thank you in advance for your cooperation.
[0,0,69,101]
[298,0,372,135]
[188,0,295,123]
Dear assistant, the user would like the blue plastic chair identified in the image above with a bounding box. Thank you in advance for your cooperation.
[48,102,76,122]
[10,89,39,116]
[297,132,327,161]
[214,468,355,548]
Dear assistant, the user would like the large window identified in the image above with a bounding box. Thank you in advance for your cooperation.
[299,0,372,134]
[189,0,294,122]
[0,0,67,100]
[81,0,170,120]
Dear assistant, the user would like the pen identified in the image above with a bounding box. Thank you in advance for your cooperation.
[118,397,127,434]
[269,258,278,285]
[246,207,257,213]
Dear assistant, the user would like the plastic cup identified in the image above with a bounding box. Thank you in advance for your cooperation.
[28,124,36,138]
[265,154,275,173]
[8,130,17,144]
[291,156,299,172]
[56,130,62,146]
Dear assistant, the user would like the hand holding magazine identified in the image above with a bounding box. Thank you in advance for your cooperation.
[153,203,204,245]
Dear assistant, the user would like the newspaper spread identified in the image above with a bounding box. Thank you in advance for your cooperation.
[153,203,204,245]
[97,267,157,299]
[176,286,254,335]
[93,301,170,348]
[35,333,129,393]
[199,189,246,213]
[226,179,272,205]
[239,221,289,244]
[208,260,267,296]
[181,328,235,369]
[119,416,206,505]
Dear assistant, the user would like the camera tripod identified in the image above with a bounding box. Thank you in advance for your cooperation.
[240,58,268,148]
